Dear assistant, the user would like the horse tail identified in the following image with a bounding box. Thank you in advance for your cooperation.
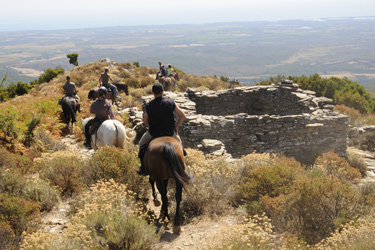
[113,120,127,148]
[61,99,76,124]
[162,142,191,187]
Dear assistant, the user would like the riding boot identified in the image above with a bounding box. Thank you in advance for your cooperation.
[137,146,149,176]
[84,136,92,149]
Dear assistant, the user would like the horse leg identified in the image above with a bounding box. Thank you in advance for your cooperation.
[156,179,170,222]
[173,182,183,234]
[149,178,161,206]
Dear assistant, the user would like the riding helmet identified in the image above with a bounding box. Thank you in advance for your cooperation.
[98,86,108,96]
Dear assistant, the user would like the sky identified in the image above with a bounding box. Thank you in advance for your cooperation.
[1,0,374,31]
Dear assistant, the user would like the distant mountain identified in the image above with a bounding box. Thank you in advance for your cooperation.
[1,18,375,87]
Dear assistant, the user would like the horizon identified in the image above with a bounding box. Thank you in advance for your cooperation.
[2,0,375,32]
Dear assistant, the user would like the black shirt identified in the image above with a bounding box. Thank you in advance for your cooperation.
[146,96,176,136]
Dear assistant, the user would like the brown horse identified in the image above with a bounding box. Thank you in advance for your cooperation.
[88,88,117,105]
[157,72,180,91]
[61,96,78,132]
[143,136,192,233]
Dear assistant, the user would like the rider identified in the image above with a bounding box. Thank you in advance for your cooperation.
[156,61,162,79]
[167,64,174,77]
[62,76,81,112]
[83,87,115,149]
[137,82,186,176]
[160,65,167,78]
[99,67,118,99]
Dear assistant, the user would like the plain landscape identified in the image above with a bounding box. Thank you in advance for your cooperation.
[1,17,375,87]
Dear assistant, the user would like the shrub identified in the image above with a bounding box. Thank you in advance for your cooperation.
[315,219,375,249]
[35,151,87,196]
[0,169,27,197]
[347,152,368,177]
[22,180,158,250]
[0,194,40,235]
[182,149,238,216]
[0,147,34,174]
[140,76,154,88]
[236,157,306,214]
[126,77,141,88]
[87,146,149,199]
[22,180,61,212]
[202,214,275,250]
[118,68,132,79]
[0,221,19,250]
[262,175,364,245]
[117,62,132,70]
[313,151,361,183]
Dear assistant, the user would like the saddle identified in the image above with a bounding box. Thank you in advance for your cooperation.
[89,119,106,135]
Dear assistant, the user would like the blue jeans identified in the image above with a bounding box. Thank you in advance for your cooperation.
[103,83,117,97]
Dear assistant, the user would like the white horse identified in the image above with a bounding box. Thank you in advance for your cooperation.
[82,117,127,149]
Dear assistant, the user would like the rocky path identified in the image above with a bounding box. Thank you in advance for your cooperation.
[39,134,94,233]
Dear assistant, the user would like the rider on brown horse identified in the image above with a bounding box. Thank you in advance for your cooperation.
[99,67,118,99]
[60,76,81,112]
[137,82,187,176]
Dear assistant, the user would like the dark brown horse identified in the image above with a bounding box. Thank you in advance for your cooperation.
[157,73,180,91]
[143,136,192,233]
[61,96,78,132]
[88,83,128,106]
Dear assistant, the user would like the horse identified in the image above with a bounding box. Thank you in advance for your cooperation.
[157,72,180,91]
[143,136,192,233]
[82,117,127,149]
[87,83,128,106]
[114,82,129,96]
[61,96,78,132]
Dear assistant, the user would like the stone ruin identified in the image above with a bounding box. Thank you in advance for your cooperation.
[127,81,349,164]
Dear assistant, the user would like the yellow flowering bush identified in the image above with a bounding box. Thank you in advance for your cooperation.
[202,214,275,250]
[22,180,158,250]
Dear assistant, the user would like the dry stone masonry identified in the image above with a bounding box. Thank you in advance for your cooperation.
[129,81,349,164]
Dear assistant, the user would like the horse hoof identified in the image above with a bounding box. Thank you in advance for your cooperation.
[173,225,182,234]
[153,199,161,207]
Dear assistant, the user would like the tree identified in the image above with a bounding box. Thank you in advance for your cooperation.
[67,53,79,66]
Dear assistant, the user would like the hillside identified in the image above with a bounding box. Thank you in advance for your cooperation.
[2,61,375,249]
[1,18,375,87]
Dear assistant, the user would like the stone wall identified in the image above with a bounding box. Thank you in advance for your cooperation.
[130,82,349,165]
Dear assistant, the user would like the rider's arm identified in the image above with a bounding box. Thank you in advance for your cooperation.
[143,112,149,129]
[174,104,186,134]
[109,76,115,83]
[98,76,102,86]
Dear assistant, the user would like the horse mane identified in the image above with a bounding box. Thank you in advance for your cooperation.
[162,142,192,187]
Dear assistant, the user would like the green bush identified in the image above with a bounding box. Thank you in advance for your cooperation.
[88,146,149,199]
[347,153,368,177]
[140,76,154,88]
[262,175,363,245]
[0,194,40,235]
[31,67,65,86]
[236,157,305,214]
[36,151,87,196]
[0,169,26,197]
[0,221,19,250]
[22,180,61,212]
[126,77,141,88]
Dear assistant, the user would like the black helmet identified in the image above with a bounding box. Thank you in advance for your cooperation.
[98,86,108,96]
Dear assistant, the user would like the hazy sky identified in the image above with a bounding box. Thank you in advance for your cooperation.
[1,0,374,31]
